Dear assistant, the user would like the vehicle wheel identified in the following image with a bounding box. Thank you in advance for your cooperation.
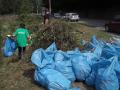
[105,26,110,32]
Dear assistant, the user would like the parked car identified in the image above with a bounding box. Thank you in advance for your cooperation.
[53,13,61,19]
[105,15,120,33]
[65,13,80,21]
[61,15,66,19]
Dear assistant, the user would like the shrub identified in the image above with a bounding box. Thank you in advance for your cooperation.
[32,20,80,51]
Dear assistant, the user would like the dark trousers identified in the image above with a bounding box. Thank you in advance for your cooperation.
[18,46,26,59]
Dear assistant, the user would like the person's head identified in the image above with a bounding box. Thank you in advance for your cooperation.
[20,23,25,28]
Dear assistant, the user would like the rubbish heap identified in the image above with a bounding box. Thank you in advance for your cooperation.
[31,35,120,90]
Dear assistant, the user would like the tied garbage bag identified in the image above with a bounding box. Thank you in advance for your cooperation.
[95,56,119,90]
[83,45,102,66]
[85,35,104,50]
[45,42,57,58]
[38,69,71,90]
[90,35,104,48]
[54,51,76,82]
[83,52,98,66]
[102,43,118,59]
[86,59,111,86]
[72,55,91,81]
[91,35,99,46]
[46,42,57,52]
[85,71,96,86]
[34,68,80,90]
[93,45,102,58]
[3,37,17,57]
[113,56,120,85]
[34,68,46,87]
[31,48,55,69]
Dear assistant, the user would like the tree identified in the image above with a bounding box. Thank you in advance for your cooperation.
[0,0,21,14]
[19,0,33,14]
[33,0,43,14]
[0,0,14,14]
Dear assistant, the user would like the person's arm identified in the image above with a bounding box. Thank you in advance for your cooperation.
[25,29,31,45]
[13,29,17,36]
[12,30,17,40]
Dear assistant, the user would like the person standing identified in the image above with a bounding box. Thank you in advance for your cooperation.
[13,23,30,59]
[43,9,50,25]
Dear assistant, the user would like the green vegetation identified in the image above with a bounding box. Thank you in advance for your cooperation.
[0,0,43,14]
[32,20,80,51]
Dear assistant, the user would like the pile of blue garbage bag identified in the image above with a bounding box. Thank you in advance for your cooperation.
[31,35,120,90]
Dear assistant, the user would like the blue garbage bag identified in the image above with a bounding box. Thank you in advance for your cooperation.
[54,50,69,61]
[84,42,94,50]
[86,59,111,86]
[41,69,71,90]
[31,48,55,69]
[91,35,99,45]
[85,71,96,86]
[45,42,57,58]
[102,43,118,59]
[54,51,76,82]
[55,60,76,82]
[93,45,102,58]
[3,37,17,57]
[34,68,46,87]
[72,55,91,81]
[113,56,120,85]
[66,48,81,58]
[90,35,104,47]
[34,68,80,90]
[95,56,119,90]
[83,45,102,66]
[46,42,57,52]
[111,43,120,58]
[83,52,98,66]
[84,35,104,51]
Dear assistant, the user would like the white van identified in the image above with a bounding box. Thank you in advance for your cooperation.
[65,13,80,21]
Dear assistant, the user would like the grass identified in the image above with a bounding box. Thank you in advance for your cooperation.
[70,23,111,41]
[0,16,113,90]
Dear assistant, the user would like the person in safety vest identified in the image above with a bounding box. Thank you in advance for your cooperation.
[13,23,31,59]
